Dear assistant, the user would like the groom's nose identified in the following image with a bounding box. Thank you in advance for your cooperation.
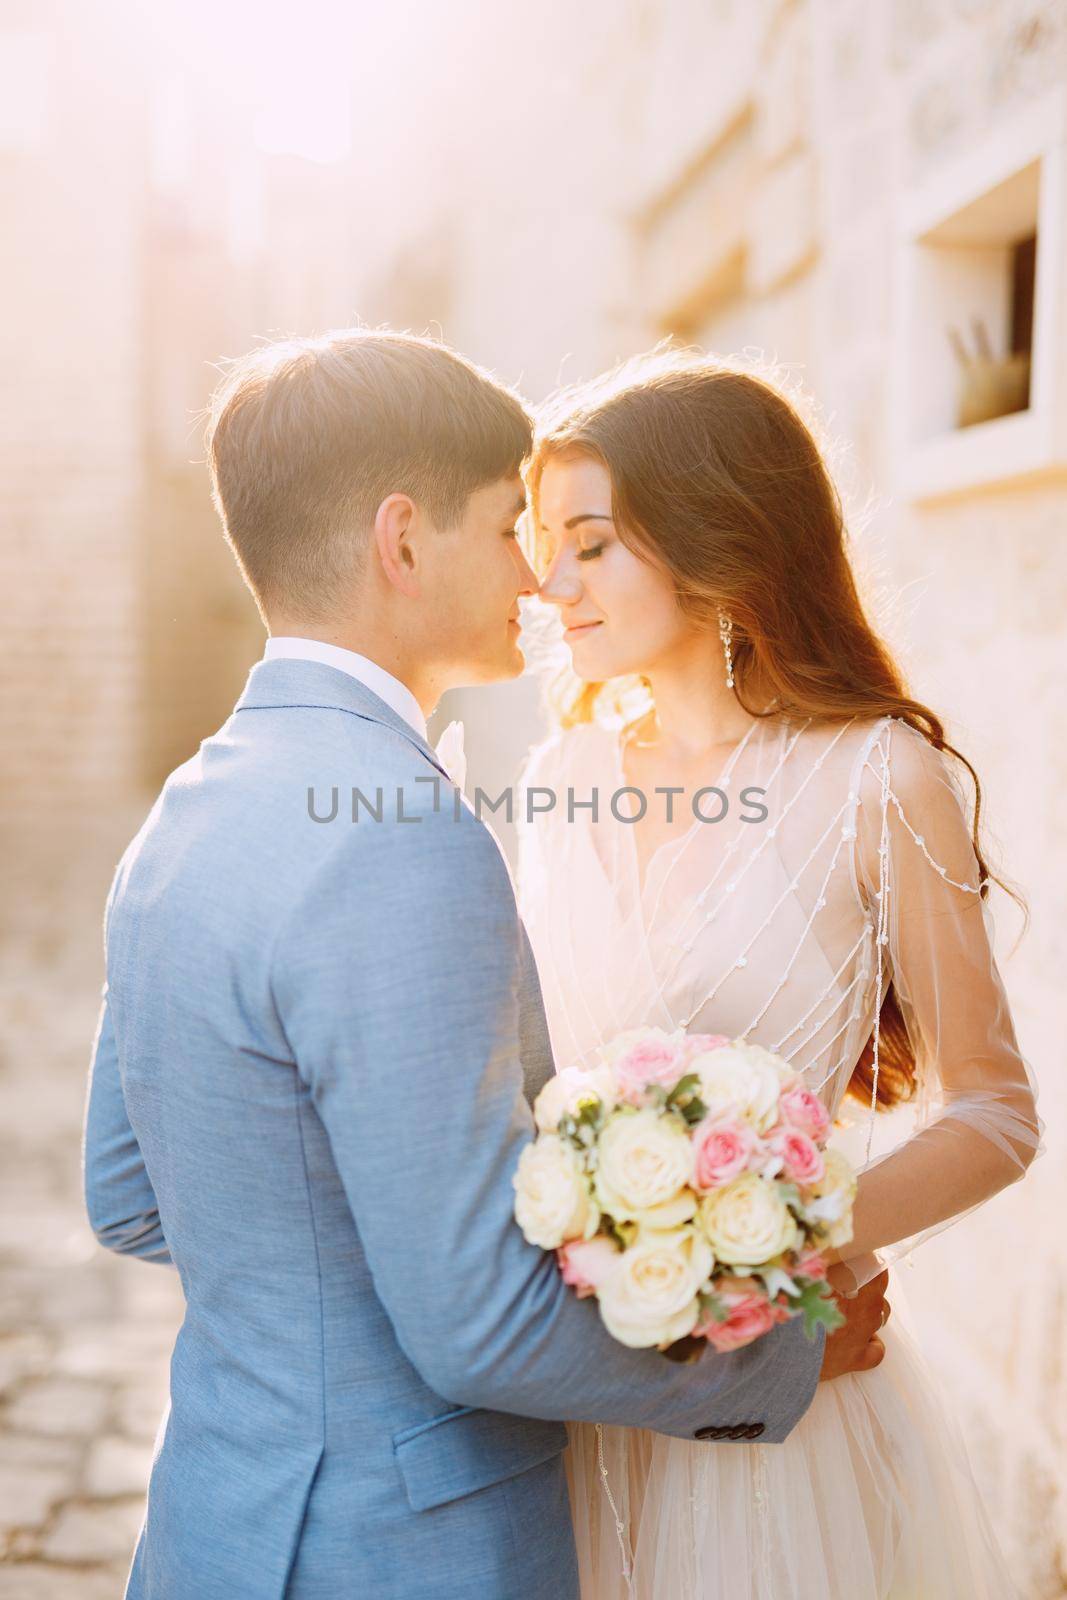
[513,543,539,596]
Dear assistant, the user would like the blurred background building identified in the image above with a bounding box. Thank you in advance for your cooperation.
[1,0,1065,1591]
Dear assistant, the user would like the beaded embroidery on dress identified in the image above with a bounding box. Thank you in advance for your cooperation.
[516,710,1039,1600]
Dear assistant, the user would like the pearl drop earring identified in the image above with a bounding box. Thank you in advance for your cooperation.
[718,610,735,690]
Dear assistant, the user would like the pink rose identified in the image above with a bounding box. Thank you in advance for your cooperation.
[794,1246,828,1281]
[614,1039,687,1103]
[768,1127,825,1186]
[692,1117,763,1191]
[681,1032,731,1061]
[778,1084,831,1143]
[557,1237,620,1299]
[697,1288,788,1353]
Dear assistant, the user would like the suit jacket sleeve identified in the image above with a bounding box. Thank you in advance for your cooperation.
[83,877,175,1267]
[272,801,823,1443]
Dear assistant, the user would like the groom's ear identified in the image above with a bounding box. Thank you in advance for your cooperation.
[373,493,423,599]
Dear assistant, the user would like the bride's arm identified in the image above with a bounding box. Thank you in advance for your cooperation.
[836,719,1041,1276]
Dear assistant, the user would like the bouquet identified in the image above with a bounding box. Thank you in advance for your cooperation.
[513,1027,856,1356]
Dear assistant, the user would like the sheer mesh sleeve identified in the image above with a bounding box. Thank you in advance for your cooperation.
[839,718,1042,1286]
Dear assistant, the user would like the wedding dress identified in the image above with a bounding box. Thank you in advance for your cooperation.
[515,708,1041,1600]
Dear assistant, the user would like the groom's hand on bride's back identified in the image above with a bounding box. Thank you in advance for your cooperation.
[818,1268,890,1380]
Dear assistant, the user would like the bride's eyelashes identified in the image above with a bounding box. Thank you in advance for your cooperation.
[576,543,606,562]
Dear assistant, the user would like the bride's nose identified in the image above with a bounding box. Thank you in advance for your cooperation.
[538,554,583,607]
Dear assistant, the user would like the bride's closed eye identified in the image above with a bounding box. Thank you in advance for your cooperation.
[577,543,606,562]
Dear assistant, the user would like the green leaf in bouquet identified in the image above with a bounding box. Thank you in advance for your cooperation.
[666,1072,700,1104]
[557,1108,601,1152]
[575,1095,605,1129]
[696,1290,730,1325]
[793,1278,846,1341]
[665,1074,708,1126]
[605,1218,639,1250]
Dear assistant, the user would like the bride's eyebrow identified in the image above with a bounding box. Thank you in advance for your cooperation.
[540,513,614,532]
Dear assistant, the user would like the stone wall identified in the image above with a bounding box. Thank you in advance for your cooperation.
[1,4,149,817]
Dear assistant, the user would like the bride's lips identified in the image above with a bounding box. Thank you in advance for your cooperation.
[563,621,603,640]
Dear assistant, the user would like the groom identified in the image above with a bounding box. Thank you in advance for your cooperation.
[83,329,888,1600]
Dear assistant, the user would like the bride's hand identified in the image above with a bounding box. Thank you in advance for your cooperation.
[818,1268,890,1381]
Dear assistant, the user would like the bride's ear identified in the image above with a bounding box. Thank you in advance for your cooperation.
[373,492,422,599]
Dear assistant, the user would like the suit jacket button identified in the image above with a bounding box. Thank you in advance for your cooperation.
[693,1425,722,1440]
[727,1425,748,1440]
[744,1423,765,1439]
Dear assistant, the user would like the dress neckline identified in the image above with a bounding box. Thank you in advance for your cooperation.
[603,715,780,907]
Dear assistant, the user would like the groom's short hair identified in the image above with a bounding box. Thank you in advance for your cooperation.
[206,328,531,621]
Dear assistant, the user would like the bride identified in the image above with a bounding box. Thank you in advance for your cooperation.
[514,351,1042,1600]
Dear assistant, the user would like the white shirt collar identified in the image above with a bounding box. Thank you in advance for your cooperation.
[262,637,428,741]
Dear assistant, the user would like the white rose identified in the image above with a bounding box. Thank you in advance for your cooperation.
[741,1040,799,1088]
[698,1173,800,1266]
[534,1064,618,1133]
[688,1043,784,1133]
[596,1227,714,1349]
[807,1148,857,1248]
[513,1135,598,1250]
[594,1109,697,1230]
[822,1148,857,1197]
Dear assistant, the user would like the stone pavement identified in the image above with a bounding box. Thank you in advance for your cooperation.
[0,814,184,1597]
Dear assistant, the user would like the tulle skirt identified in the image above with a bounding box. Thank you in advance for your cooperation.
[564,1288,1015,1600]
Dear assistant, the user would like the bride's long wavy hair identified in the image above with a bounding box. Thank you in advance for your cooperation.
[524,348,1021,1112]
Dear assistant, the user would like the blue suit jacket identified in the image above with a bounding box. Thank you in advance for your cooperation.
[83,658,823,1599]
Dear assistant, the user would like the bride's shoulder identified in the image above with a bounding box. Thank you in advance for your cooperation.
[785,711,938,792]
[811,712,961,808]
[798,709,926,756]
[841,711,950,768]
